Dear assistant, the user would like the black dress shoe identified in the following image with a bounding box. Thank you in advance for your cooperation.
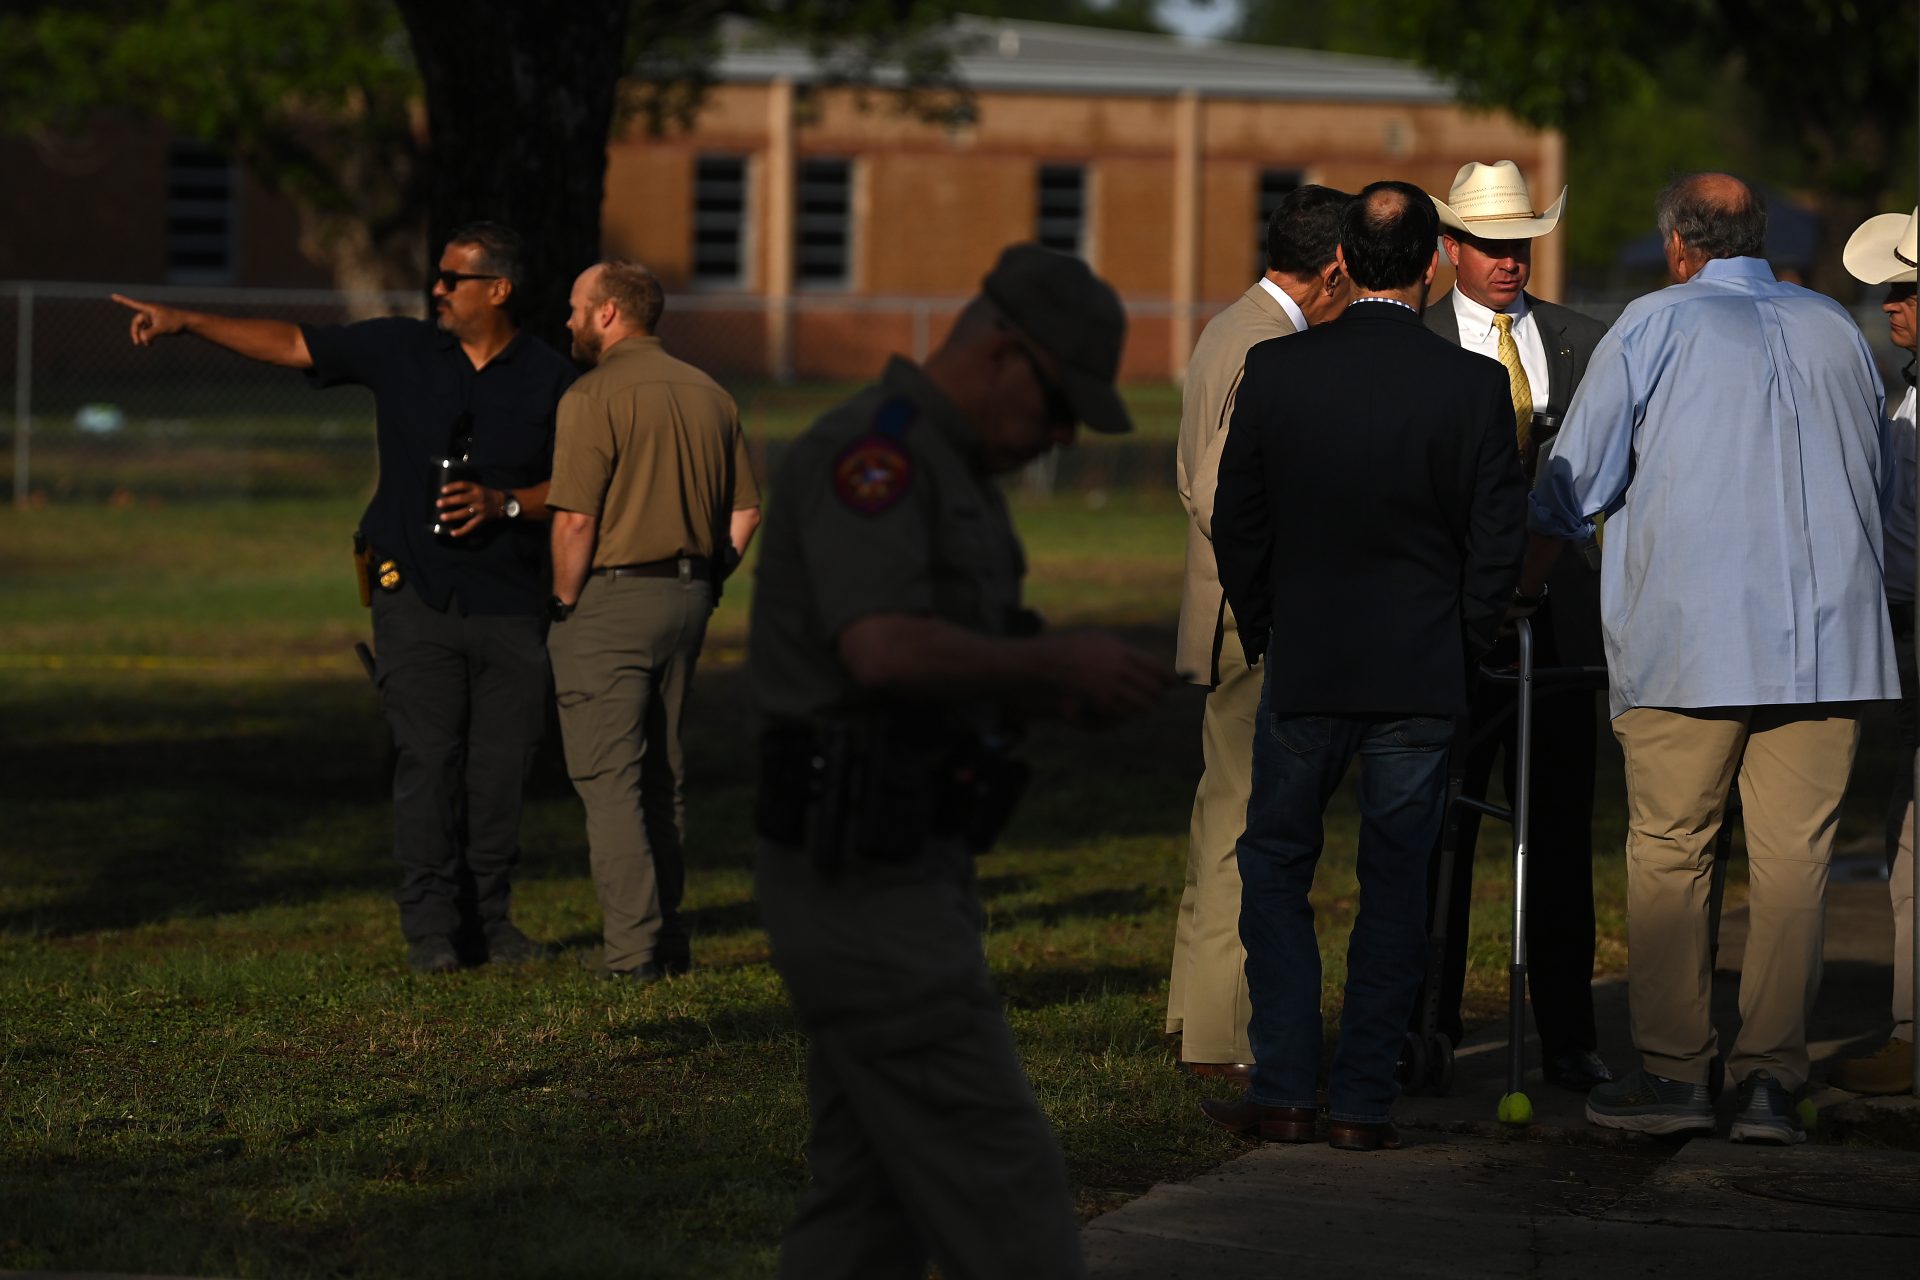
[1543,1047,1615,1093]
[1199,1092,1317,1142]
[484,922,553,965]
[1327,1119,1402,1151]
[406,937,462,974]
[614,961,667,985]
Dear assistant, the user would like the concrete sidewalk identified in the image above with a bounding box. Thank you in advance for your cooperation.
[1086,863,1920,1278]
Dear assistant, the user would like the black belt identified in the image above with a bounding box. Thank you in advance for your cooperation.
[592,556,710,581]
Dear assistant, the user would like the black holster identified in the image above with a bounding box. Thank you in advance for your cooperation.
[755,718,1029,877]
[936,734,1030,855]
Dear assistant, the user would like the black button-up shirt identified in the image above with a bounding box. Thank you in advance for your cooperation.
[303,317,576,615]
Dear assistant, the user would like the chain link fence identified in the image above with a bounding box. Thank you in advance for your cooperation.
[0,283,1173,505]
[1,284,421,505]
[0,283,1899,507]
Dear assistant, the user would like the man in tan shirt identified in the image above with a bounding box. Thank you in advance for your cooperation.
[547,260,762,982]
[1170,186,1351,1076]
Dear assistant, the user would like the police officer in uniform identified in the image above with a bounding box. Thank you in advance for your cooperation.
[749,244,1173,1280]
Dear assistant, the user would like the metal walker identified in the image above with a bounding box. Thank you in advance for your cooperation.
[1400,618,1607,1124]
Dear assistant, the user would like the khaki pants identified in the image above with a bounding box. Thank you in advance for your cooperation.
[1614,704,1862,1090]
[548,572,712,972]
[1165,612,1257,1063]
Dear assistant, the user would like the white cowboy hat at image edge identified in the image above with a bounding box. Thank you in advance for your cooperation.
[1843,208,1919,285]
[1430,160,1567,240]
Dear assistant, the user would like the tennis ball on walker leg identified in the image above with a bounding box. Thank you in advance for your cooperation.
[1497,1092,1534,1126]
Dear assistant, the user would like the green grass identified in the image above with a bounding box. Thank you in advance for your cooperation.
[0,486,1901,1278]
[3,378,1185,503]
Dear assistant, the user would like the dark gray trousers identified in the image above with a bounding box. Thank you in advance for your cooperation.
[371,586,548,946]
[756,837,1084,1280]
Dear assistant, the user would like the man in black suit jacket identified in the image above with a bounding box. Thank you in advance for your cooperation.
[1202,182,1527,1151]
[1421,161,1613,1092]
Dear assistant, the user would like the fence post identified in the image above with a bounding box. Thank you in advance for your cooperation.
[12,285,30,510]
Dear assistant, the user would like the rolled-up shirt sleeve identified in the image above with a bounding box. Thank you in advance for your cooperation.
[1530,326,1639,540]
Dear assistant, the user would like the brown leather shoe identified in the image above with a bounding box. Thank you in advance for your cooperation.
[1179,1060,1253,1082]
[1327,1119,1402,1151]
[1199,1092,1317,1142]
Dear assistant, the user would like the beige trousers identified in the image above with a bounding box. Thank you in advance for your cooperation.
[1165,611,1257,1063]
[1894,804,1915,1042]
[1614,705,1862,1090]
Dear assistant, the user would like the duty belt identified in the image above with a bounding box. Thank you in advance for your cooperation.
[755,719,1030,874]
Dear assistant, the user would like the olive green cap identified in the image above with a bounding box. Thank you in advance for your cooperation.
[981,243,1133,435]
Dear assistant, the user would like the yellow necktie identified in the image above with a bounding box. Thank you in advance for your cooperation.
[1492,312,1533,457]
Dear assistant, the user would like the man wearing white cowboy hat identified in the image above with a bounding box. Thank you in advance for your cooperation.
[1420,159,1614,1096]
[1832,206,1918,1097]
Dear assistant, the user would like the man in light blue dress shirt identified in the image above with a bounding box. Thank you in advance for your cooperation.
[1524,173,1897,1145]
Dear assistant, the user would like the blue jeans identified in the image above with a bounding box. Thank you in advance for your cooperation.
[1237,672,1453,1125]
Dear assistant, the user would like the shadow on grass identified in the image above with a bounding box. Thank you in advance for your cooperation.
[996,961,1168,1010]
[986,886,1171,928]
[0,674,398,936]
[604,1003,799,1051]
[4,633,1202,944]
[0,1046,806,1279]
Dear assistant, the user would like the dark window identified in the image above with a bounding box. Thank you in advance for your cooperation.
[796,157,852,287]
[693,155,748,286]
[167,141,236,283]
[1257,168,1304,273]
[1037,164,1086,257]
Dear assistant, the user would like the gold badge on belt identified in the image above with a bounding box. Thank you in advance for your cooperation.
[355,530,404,603]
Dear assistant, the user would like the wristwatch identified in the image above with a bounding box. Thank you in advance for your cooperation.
[502,494,522,519]
[547,595,575,622]
[1513,582,1550,608]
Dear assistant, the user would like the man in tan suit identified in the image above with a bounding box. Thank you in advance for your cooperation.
[1169,185,1353,1075]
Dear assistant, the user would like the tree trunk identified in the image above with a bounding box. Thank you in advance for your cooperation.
[295,209,426,321]
[394,0,632,350]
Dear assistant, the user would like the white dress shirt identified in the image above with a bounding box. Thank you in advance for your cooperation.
[1451,287,1549,407]
[1259,276,1310,332]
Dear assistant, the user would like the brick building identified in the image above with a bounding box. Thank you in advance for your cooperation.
[1,16,1561,382]
[610,17,1560,380]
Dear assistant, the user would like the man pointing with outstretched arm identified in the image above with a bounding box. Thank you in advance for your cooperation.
[114,221,576,973]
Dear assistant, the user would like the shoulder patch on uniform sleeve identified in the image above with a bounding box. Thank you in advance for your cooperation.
[830,395,919,515]
[833,434,913,515]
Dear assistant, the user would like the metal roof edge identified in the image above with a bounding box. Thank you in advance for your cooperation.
[704,13,1453,103]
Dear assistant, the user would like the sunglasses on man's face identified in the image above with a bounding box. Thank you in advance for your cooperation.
[1007,338,1077,429]
[432,270,502,291]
